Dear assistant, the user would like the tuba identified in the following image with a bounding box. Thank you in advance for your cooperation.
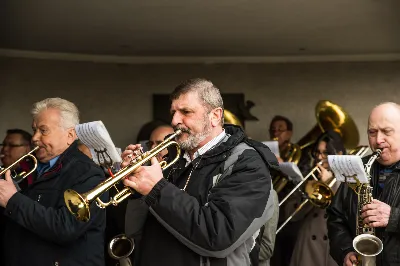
[0,146,39,183]
[64,130,182,222]
[273,100,360,194]
[297,100,360,150]
[349,149,383,266]
[224,109,243,128]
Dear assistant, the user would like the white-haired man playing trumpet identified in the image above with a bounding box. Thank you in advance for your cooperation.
[0,97,107,266]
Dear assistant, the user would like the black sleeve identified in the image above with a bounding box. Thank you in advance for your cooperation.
[3,169,107,245]
[326,183,355,265]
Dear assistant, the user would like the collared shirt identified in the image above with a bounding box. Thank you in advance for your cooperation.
[183,130,227,166]
[37,155,60,176]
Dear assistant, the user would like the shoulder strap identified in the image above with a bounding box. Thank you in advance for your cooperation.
[211,138,279,188]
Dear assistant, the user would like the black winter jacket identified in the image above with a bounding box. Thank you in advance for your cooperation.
[2,141,108,266]
[327,156,400,266]
[131,125,278,266]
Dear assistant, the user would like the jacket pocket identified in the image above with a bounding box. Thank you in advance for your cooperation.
[32,188,62,208]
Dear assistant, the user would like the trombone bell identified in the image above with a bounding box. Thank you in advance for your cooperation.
[64,130,182,222]
[305,180,333,209]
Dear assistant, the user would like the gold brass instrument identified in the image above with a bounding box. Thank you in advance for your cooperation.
[273,100,359,194]
[297,100,360,150]
[108,234,134,266]
[224,109,243,128]
[272,138,302,193]
[0,146,39,183]
[276,162,332,233]
[64,130,182,222]
[349,149,383,266]
[276,147,370,234]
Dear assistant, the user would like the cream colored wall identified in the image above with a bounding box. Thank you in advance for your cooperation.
[1,57,400,148]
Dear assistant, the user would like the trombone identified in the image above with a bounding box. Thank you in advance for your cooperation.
[64,130,182,222]
[0,146,39,183]
[276,162,331,234]
[276,146,370,234]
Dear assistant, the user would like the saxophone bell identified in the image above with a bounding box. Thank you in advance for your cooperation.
[353,234,383,265]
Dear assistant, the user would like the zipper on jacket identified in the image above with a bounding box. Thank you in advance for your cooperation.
[37,194,42,202]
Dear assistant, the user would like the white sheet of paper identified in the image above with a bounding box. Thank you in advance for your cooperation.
[75,121,122,167]
[262,141,280,157]
[327,155,368,183]
[278,162,303,183]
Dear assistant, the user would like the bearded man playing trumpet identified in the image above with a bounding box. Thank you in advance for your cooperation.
[121,78,278,266]
[328,102,400,266]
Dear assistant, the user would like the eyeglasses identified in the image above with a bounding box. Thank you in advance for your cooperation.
[0,143,27,148]
[313,151,329,158]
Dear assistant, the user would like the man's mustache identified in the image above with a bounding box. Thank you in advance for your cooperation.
[174,126,191,134]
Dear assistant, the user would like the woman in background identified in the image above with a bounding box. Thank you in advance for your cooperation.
[289,130,346,266]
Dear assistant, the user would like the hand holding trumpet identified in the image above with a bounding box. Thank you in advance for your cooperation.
[121,144,164,196]
[0,170,18,207]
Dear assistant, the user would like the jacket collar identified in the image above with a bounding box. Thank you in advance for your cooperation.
[33,140,79,182]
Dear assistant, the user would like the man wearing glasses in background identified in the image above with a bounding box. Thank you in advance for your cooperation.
[0,129,34,190]
[0,129,34,264]
[268,115,294,163]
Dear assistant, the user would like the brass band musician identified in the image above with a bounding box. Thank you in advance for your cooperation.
[120,78,278,266]
[0,129,35,189]
[289,130,345,266]
[269,115,299,163]
[327,102,400,266]
[0,98,108,266]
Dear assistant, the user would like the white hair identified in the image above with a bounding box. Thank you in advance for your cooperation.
[31,97,80,129]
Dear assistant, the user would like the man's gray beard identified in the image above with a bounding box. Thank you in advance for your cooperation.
[177,121,212,152]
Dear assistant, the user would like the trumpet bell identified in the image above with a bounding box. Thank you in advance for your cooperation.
[64,189,90,222]
[305,180,333,209]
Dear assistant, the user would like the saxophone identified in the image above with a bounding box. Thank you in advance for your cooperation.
[350,149,383,266]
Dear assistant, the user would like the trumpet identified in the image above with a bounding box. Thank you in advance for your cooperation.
[64,130,182,222]
[108,234,134,266]
[0,146,39,183]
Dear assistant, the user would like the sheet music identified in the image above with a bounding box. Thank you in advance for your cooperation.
[328,155,368,183]
[262,141,280,157]
[278,162,303,183]
[75,121,122,167]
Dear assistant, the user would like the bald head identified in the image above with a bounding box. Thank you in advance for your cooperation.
[368,102,400,165]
